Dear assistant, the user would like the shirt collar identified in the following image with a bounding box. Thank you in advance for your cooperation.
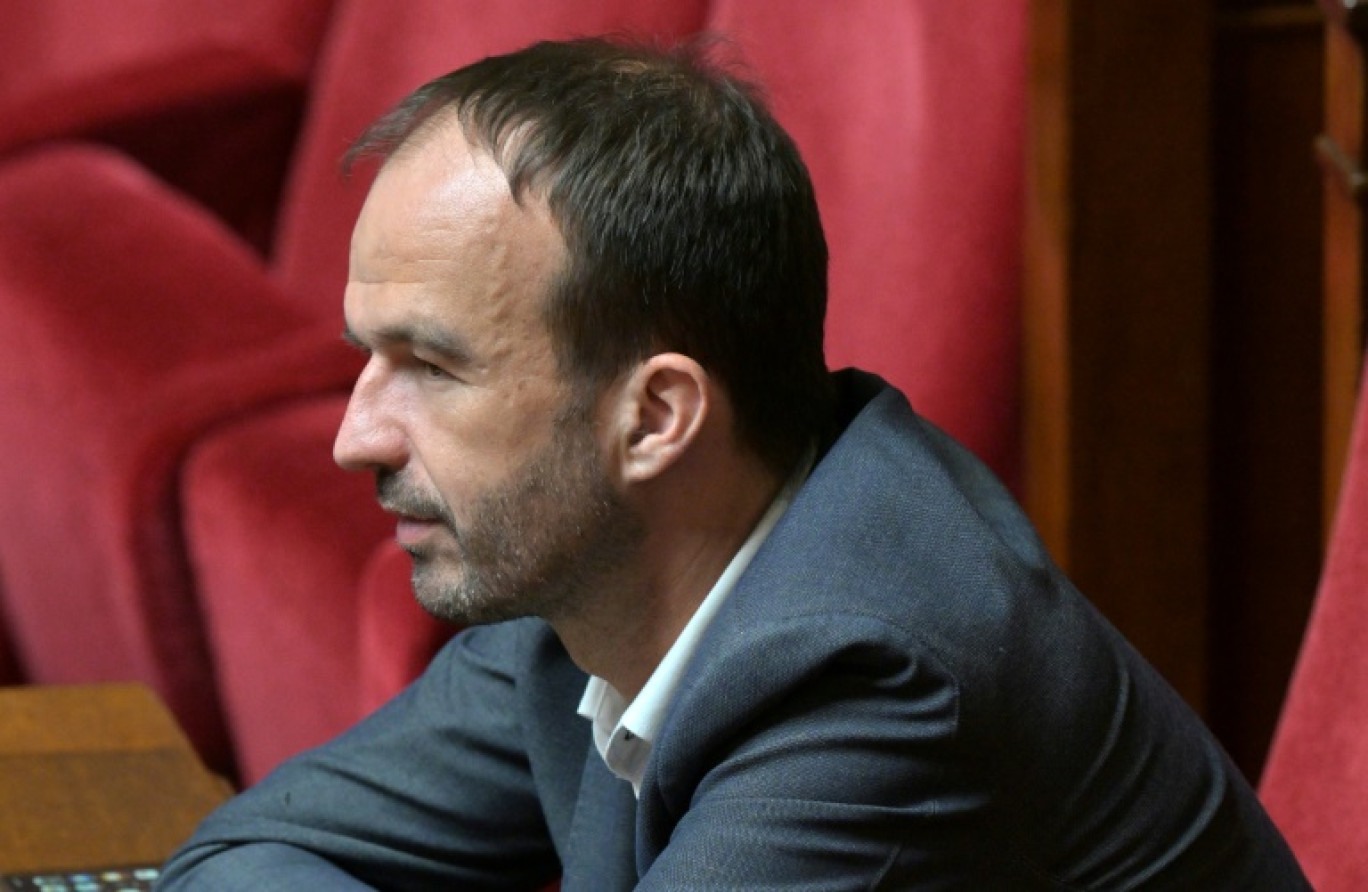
[576,455,810,795]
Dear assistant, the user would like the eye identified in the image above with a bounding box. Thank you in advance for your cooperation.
[420,360,449,380]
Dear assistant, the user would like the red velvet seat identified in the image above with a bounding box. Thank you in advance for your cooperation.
[272,0,707,309]
[181,397,429,782]
[0,0,332,147]
[0,144,356,770]
[0,2,333,771]
[0,1,336,250]
[707,0,1026,486]
[1260,355,1368,890]
[0,1,1028,788]
[184,400,452,784]
[356,540,454,719]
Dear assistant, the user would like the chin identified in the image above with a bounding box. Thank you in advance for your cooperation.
[410,564,518,626]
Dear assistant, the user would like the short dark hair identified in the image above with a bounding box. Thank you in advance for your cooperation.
[348,37,833,476]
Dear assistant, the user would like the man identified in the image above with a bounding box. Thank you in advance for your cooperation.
[159,38,1308,889]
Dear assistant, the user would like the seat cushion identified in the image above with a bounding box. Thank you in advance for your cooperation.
[0,144,356,770]
[183,396,395,783]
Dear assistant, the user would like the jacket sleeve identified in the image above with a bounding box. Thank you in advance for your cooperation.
[157,621,562,892]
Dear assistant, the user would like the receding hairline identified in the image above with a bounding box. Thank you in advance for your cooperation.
[369,110,562,220]
[343,36,767,180]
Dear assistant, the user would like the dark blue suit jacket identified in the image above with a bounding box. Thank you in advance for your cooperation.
[159,371,1308,890]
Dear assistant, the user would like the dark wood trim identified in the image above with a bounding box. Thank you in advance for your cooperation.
[1025,0,1215,712]
[1219,6,1322,31]
[1323,18,1368,523]
[1320,0,1368,39]
[1208,6,1326,777]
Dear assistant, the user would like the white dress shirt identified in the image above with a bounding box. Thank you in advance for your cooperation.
[576,460,808,796]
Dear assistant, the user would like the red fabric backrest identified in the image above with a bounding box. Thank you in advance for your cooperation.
[356,541,457,717]
[0,3,1028,782]
[0,0,336,249]
[272,0,707,305]
[0,144,318,768]
[274,2,1024,485]
[183,395,392,782]
[708,1,1026,484]
[0,0,333,149]
[1261,356,1368,890]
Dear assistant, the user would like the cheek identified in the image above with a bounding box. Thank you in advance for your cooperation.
[413,379,567,504]
[413,438,481,508]
[413,418,515,511]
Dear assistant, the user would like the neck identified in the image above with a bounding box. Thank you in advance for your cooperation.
[550,452,785,701]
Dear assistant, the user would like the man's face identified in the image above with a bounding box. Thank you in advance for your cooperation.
[335,129,641,625]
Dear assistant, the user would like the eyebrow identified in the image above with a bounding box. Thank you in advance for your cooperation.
[342,320,475,366]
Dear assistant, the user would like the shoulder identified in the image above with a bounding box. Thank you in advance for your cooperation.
[640,374,1294,886]
[690,372,1090,719]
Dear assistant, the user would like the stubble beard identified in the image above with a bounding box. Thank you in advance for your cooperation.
[378,412,644,627]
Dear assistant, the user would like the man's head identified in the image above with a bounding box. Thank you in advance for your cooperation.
[347,37,833,477]
[336,118,643,625]
[335,38,832,626]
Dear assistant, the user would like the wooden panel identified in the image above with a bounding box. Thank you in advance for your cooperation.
[1209,1,1324,778]
[0,684,229,874]
[1025,0,1214,710]
[1028,0,1334,777]
[1320,9,1368,520]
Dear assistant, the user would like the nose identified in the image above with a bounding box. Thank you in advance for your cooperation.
[334,358,407,472]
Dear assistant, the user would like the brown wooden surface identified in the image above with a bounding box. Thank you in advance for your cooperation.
[1025,0,1215,712]
[1208,0,1326,779]
[0,683,229,874]
[1322,14,1368,523]
[1025,0,1337,780]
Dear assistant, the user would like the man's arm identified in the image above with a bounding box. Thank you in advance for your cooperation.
[157,621,563,891]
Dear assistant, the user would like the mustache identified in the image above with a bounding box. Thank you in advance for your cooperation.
[376,471,450,523]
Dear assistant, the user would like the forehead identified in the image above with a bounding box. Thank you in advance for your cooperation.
[346,125,566,334]
[354,125,559,265]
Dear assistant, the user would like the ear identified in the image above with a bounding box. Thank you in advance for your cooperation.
[608,353,710,484]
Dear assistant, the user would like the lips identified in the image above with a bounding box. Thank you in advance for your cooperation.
[375,473,448,547]
[395,514,442,547]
